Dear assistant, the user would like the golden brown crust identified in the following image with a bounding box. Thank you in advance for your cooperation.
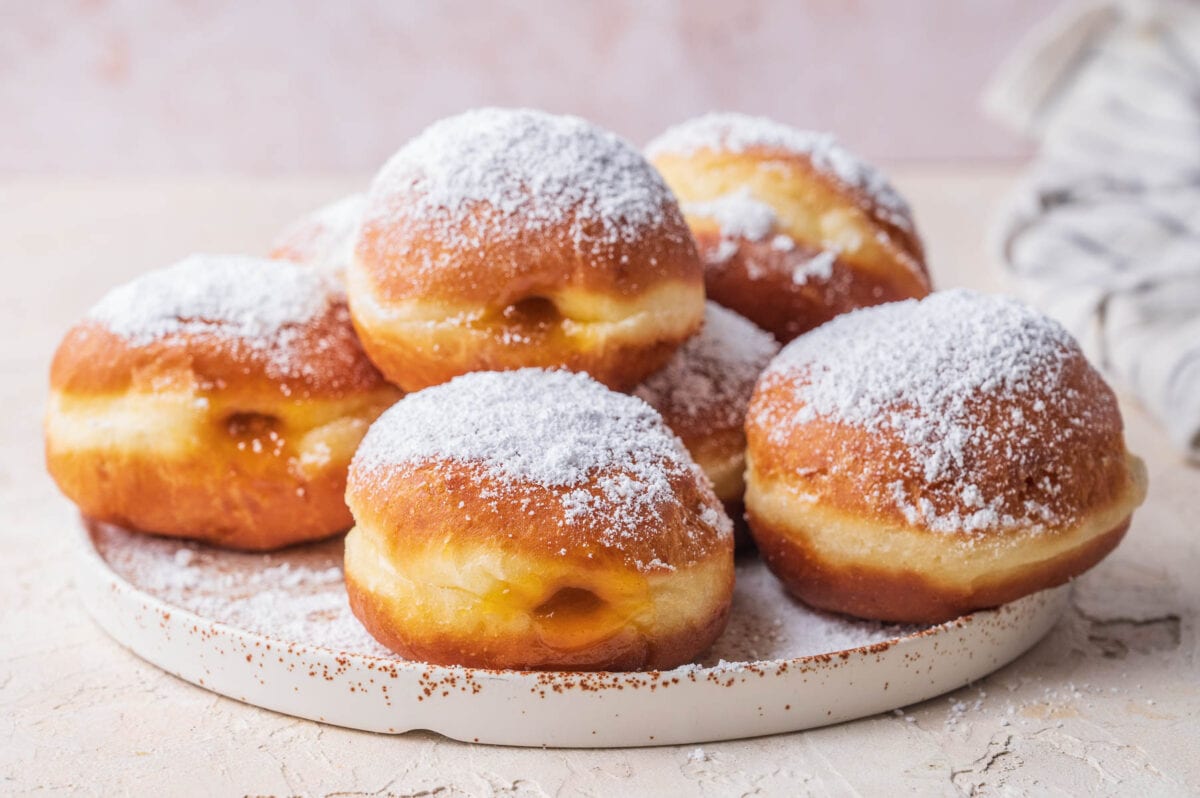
[651,144,930,342]
[48,439,356,551]
[699,232,928,342]
[348,305,696,393]
[348,109,706,392]
[746,353,1132,530]
[748,508,1131,624]
[680,429,746,481]
[343,460,736,669]
[345,566,732,671]
[736,145,925,268]
[349,211,704,392]
[343,391,736,670]
[355,200,701,306]
[45,383,399,550]
[632,302,777,525]
[744,338,1147,620]
[346,459,728,572]
[50,301,391,401]
[740,287,1150,621]
[46,282,402,549]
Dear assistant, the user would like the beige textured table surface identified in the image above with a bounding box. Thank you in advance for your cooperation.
[2,170,1197,797]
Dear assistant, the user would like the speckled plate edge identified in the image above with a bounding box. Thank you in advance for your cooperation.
[74,522,1068,748]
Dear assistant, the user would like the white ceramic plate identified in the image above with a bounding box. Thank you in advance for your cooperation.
[76,521,1067,748]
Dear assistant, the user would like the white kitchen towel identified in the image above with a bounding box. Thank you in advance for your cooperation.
[987,0,1200,463]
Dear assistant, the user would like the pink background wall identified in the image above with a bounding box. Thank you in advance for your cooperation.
[1,0,1057,175]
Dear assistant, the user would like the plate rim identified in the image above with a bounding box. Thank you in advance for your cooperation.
[75,519,1070,746]
[76,519,987,678]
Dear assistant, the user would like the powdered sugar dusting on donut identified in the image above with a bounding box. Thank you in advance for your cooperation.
[365,108,681,255]
[636,303,779,433]
[353,369,731,556]
[758,290,1094,534]
[298,193,365,242]
[87,255,342,377]
[791,250,838,285]
[682,187,777,242]
[646,112,912,230]
[271,194,365,277]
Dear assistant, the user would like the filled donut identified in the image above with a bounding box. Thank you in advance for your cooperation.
[744,289,1147,623]
[647,112,931,342]
[349,107,705,392]
[634,302,779,546]
[344,368,735,670]
[269,193,365,281]
[46,255,402,550]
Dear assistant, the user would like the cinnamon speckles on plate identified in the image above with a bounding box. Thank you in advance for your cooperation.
[79,520,1070,747]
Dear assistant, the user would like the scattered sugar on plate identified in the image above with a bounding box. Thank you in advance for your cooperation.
[93,524,390,655]
[695,558,917,666]
[91,525,922,665]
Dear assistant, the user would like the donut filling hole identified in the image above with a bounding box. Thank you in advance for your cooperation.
[530,586,626,649]
[224,411,282,439]
[499,296,561,330]
[533,586,606,620]
[221,411,287,455]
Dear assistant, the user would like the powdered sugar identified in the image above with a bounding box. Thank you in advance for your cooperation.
[706,239,739,266]
[646,112,913,230]
[791,250,837,285]
[271,194,365,277]
[91,523,916,664]
[771,234,796,252]
[701,559,916,663]
[364,108,681,259]
[680,190,831,283]
[635,303,779,432]
[93,524,389,655]
[302,193,365,240]
[87,255,341,376]
[352,369,727,550]
[682,187,777,242]
[758,290,1088,534]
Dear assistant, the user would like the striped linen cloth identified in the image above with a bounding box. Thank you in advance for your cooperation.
[987,0,1200,462]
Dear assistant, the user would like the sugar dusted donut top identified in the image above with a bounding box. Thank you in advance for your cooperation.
[750,289,1130,535]
[88,255,337,347]
[646,111,913,231]
[355,108,700,301]
[350,369,732,566]
[635,303,779,439]
[54,255,385,396]
[368,108,676,246]
[270,194,365,276]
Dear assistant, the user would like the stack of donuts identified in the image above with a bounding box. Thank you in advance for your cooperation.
[46,108,1147,672]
